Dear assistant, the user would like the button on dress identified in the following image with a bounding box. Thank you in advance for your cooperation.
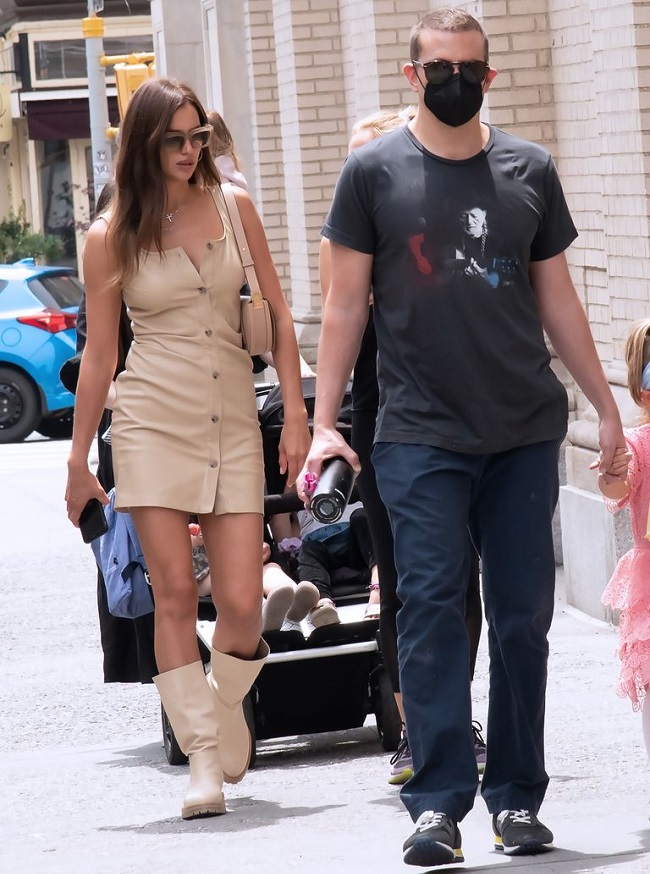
[111,186,264,515]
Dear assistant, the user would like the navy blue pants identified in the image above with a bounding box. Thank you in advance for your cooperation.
[372,439,560,823]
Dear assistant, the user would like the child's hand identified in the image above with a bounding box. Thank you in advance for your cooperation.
[591,448,631,500]
[188,523,203,547]
[262,542,271,564]
[589,447,631,482]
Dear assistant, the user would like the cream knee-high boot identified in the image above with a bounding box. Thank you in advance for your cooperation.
[207,641,269,784]
[154,661,226,819]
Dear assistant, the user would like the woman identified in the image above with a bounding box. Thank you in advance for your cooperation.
[65,78,311,820]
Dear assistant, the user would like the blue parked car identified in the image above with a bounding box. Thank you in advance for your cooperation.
[0,258,83,443]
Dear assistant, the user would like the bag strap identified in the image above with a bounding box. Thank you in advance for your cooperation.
[220,183,264,308]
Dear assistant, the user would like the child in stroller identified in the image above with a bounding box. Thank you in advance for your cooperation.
[189,521,321,630]
[297,503,380,627]
[162,378,403,766]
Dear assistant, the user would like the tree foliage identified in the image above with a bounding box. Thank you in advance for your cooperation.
[0,208,62,264]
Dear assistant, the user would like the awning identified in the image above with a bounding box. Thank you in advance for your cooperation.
[25,96,120,141]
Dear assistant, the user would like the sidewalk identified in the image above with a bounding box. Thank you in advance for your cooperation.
[4,566,650,873]
[446,568,650,871]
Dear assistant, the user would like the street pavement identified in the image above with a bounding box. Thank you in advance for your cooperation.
[1,436,650,872]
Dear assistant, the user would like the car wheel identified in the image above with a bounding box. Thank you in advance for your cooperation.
[37,409,74,440]
[0,367,41,444]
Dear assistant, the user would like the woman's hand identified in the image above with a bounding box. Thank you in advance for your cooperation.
[65,463,109,527]
[278,415,312,487]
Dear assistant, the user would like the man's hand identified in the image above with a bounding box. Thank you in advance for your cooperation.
[596,415,629,483]
[296,424,361,504]
[590,445,630,481]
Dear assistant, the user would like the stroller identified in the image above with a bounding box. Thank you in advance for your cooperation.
[161,378,402,767]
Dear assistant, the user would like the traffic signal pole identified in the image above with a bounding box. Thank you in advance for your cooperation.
[83,2,113,201]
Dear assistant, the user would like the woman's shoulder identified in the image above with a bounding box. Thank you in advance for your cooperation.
[213,182,257,232]
[87,213,111,241]
[83,213,119,276]
[215,180,251,203]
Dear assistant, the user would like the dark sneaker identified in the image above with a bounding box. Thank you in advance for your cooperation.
[493,809,554,855]
[472,720,486,775]
[388,734,413,785]
[403,811,464,866]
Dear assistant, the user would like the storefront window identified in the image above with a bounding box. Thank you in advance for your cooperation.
[34,40,86,81]
[33,35,153,84]
[37,140,76,267]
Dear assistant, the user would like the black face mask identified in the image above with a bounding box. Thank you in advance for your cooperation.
[423,73,484,127]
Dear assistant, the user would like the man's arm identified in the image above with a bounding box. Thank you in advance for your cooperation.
[530,252,626,475]
[315,242,372,425]
[297,242,372,498]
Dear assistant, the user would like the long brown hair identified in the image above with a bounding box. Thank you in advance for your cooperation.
[111,78,220,284]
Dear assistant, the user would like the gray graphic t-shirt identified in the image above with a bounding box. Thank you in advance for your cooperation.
[322,125,576,454]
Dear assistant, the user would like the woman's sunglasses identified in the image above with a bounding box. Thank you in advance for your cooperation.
[162,124,213,152]
[412,59,490,87]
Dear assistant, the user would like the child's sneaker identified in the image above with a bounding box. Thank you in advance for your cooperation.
[388,733,413,785]
[403,811,464,866]
[280,618,303,633]
[309,599,340,627]
[492,809,554,855]
[472,720,486,774]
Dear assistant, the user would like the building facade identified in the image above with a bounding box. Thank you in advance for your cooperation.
[1,0,647,616]
[149,0,650,618]
[0,0,152,267]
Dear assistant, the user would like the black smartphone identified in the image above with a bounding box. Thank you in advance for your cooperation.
[79,498,108,543]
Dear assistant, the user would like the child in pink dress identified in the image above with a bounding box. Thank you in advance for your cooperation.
[598,320,650,724]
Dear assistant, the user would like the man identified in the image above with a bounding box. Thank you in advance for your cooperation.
[298,8,627,869]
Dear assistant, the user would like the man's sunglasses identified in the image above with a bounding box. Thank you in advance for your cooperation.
[412,59,489,87]
[162,124,213,152]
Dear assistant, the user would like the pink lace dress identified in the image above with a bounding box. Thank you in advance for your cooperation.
[601,423,650,709]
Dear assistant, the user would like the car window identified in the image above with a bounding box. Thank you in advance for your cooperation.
[0,280,8,295]
[27,274,83,309]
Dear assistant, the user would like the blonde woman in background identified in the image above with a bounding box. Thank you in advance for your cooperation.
[206,109,248,191]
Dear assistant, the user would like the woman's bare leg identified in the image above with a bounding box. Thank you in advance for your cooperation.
[130,506,198,673]
[199,512,264,658]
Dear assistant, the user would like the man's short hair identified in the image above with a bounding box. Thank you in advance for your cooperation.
[410,8,489,62]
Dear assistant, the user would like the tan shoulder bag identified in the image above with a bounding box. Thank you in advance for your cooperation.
[221,184,277,356]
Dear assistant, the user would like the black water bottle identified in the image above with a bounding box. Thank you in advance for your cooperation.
[309,456,356,524]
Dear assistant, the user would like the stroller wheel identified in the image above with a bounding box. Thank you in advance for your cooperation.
[161,703,189,766]
[372,666,402,752]
[244,690,257,770]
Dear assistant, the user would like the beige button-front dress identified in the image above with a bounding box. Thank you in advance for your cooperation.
[111,186,264,515]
